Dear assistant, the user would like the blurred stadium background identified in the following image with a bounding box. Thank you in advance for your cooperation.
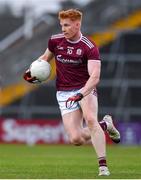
[0,0,141,146]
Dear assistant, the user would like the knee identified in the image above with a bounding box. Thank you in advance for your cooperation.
[86,116,99,130]
[70,134,84,146]
[86,115,95,127]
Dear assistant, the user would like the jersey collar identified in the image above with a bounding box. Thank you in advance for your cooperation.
[66,33,82,44]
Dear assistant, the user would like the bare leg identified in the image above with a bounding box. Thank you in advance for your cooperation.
[80,94,106,158]
[61,95,109,175]
[82,120,107,142]
[62,109,86,145]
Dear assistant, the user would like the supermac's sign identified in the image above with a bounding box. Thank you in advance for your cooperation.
[0,118,69,145]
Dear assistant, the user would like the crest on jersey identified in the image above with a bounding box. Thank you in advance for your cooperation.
[76,49,82,55]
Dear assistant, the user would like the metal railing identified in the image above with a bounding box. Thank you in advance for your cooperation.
[0,14,54,53]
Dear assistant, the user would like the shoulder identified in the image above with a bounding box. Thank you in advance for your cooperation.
[81,35,100,60]
[48,33,65,52]
[50,33,65,40]
[81,35,96,49]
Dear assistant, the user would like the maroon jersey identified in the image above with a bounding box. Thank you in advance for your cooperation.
[48,33,100,91]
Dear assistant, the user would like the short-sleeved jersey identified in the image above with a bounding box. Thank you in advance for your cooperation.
[48,33,100,91]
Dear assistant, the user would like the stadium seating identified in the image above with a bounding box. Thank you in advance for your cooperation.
[0,15,23,41]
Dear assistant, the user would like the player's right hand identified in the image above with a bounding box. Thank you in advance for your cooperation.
[23,69,41,83]
[66,93,83,108]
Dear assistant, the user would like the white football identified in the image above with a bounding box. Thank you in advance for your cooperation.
[30,59,51,82]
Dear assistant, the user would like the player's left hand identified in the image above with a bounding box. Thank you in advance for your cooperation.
[66,93,83,108]
[23,69,41,83]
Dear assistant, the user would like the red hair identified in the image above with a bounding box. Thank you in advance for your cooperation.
[58,9,82,21]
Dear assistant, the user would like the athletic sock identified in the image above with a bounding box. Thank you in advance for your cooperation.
[98,156,107,167]
[99,121,107,131]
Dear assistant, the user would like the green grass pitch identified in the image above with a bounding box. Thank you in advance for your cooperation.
[0,144,140,179]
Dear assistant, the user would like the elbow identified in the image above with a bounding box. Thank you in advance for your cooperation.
[96,78,100,85]
[91,76,100,87]
[95,78,100,86]
[92,75,100,86]
[41,54,48,61]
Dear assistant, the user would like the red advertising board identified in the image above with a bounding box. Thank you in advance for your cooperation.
[0,118,68,145]
[0,118,112,145]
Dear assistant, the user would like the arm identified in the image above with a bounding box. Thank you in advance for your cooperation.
[66,60,101,108]
[80,60,101,97]
[38,48,54,62]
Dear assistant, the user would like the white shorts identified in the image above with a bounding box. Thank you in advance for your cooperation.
[56,89,81,116]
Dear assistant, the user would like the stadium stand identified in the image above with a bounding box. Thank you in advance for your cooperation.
[0,0,141,121]
[0,15,24,41]
[99,29,141,121]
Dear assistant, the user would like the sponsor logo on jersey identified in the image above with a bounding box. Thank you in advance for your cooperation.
[56,55,82,64]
